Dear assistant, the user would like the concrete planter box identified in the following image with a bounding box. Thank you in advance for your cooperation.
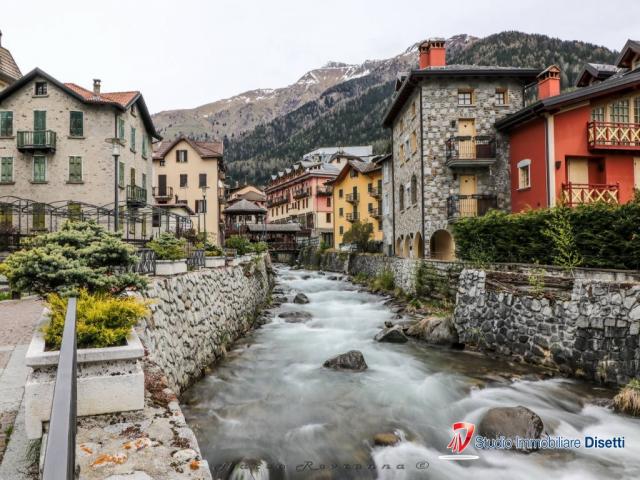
[227,256,241,266]
[24,310,145,439]
[239,254,254,264]
[205,256,226,268]
[155,259,187,275]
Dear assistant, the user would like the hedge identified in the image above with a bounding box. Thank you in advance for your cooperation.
[452,201,640,270]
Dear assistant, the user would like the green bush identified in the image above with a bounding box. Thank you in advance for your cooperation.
[44,290,149,350]
[452,202,640,270]
[146,233,186,260]
[0,221,145,296]
[225,236,251,255]
[371,270,395,292]
[342,221,374,252]
[203,242,223,257]
[249,241,268,254]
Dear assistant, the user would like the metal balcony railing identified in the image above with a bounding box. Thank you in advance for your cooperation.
[267,194,289,208]
[561,182,619,206]
[447,194,497,220]
[346,212,360,222]
[17,130,57,152]
[346,193,360,204]
[293,188,311,199]
[587,121,640,150]
[445,135,496,163]
[368,207,381,219]
[126,185,147,205]
[152,186,173,199]
[368,187,381,198]
[316,186,333,196]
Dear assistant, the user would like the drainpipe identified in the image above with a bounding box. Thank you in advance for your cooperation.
[419,87,425,258]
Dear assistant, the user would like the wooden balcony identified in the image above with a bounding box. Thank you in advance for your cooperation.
[447,194,497,221]
[126,185,147,206]
[293,187,311,199]
[346,193,360,204]
[445,135,496,168]
[368,187,381,198]
[316,186,333,196]
[17,130,57,153]
[346,212,360,222]
[561,183,619,206]
[152,186,173,200]
[587,121,640,150]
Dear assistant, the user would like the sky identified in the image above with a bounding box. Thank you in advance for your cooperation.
[2,0,638,113]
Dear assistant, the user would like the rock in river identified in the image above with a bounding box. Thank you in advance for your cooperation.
[478,406,544,453]
[374,432,401,446]
[279,311,312,323]
[323,350,368,372]
[406,316,459,346]
[374,326,408,343]
[229,458,270,480]
[293,292,310,304]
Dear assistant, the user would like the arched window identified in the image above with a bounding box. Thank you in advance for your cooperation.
[399,185,405,210]
[411,175,418,204]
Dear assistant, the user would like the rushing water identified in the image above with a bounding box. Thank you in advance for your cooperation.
[181,267,640,480]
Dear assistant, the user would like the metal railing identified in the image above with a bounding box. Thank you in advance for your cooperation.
[316,186,333,196]
[152,186,173,199]
[132,248,156,275]
[368,207,381,219]
[368,187,381,198]
[445,135,496,160]
[266,195,289,207]
[126,185,147,205]
[42,296,77,480]
[186,248,205,270]
[293,188,311,199]
[346,193,360,203]
[346,212,360,222]
[447,194,498,219]
[17,130,57,151]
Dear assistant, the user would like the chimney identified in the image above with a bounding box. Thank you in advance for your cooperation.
[419,41,430,69]
[537,65,561,100]
[419,38,446,68]
[93,78,101,95]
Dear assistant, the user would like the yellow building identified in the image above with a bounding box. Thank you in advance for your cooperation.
[330,159,383,248]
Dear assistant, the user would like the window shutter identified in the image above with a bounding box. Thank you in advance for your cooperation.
[176,150,180,162]
[69,157,82,182]
[1,158,12,183]
[34,111,46,131]
[34,157,46,182]
[0,112,13,136]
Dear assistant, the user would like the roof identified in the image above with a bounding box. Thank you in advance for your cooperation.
[246,223,301,233]
[0,68,161,139]
[0,37,21,84]
[615,39,640,68]
[223,199,266,214]
[302,145,373,160]
[373,153,392,164]
[496,68,640,131]
[230,190,266,202]
[575,63,623,87]
[152,136,224,161]
[329,158,381,185]
[153,203,195,216]
[382,66,541,127]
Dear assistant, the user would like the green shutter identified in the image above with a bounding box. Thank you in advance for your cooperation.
[130,127,136,151]
[0,112,13,137]
[70,111,83,137]
[1,157,13,183]
[118,118,125,139]
[33,156,46,182]
[69,157,82,182]
[142,136,147,158]
[141,173,147,188]
[119,161,124,187]
[34,111,46,130]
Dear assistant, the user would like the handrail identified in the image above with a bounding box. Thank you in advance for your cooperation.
[42,296,77,480]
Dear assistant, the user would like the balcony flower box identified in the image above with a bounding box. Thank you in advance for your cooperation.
[155,259,187,275]
[24,309,145,439]
[205,256,226,268]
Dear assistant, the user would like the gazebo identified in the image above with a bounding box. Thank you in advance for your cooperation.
[223,199,267,237]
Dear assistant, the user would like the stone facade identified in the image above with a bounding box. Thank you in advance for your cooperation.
[138,254,274,393]
[379,156,394,256]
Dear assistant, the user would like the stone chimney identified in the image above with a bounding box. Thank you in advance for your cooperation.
[93,79,101,95]
[537,65,561,100]
[419,38,446,68]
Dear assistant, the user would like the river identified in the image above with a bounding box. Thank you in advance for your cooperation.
[181,267,640,480]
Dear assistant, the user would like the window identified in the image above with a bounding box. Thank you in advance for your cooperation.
[176,150,188,163]
[517,159,531,189]
[610,99,629,123]
[1,157,13,183]
[0,112,13,137]
[32,203,45,230]
[33,156,46,182]
[199,173,207,188]
[591,106,605,122]
[34,81,47,96]
[339,226,344,235]
[368,182,373,193]
[195,200,207,213]
[349,168,358,178]
[635,97,640,124]
[411,175,418,204]
[70,111,83,137]
[326,212,331,222]
[142,136,148,158]
[339,207,344,217]
[495,88,507,106]
[159,159,166,167]
[327,197,331,207]
[118,161,124,187]
[458,89,473,105]
[141,173,147,189]
[0,204,12,227]
[130,127,136,152]
[130,167,136,186]
[410,131,418,153]
[368,202,373,212]
[339,189,343,198]
[68,202,82,221]
[399,185,405,210]
[180,174,188,188]
[118,117,125,140]
[68,156,82,183]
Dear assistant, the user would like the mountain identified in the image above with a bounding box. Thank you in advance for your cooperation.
[151,32,618,185]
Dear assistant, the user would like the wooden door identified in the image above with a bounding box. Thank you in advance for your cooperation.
[458,119,476,159]
[158,175,167,196]
[567,158,589,184]
[634,158,640,190]
[459,175,477,217]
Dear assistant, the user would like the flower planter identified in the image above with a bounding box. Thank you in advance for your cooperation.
[24,309,145,439]
[155,259,187,275]
[205,256,226,268]
[239,254,254,264]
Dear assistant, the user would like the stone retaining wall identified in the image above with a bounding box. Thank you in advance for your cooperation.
[137,253,274,394]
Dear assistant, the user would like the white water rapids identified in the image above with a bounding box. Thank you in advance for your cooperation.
[181,267,640,479]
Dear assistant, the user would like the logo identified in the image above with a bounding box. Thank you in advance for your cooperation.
[438,422,479,461]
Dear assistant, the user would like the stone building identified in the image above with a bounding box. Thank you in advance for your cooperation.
[0,31,21,91]
[152,137,225,244]
[382,38,540,260]
[0,68,161,236]
[375,153,394,255]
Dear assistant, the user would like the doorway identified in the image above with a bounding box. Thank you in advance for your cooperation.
[458,119,476,159]
[567,158,589,185]
[459,174,477,217]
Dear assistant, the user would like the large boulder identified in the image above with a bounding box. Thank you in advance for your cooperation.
[293,293,310,304]
[478,406,544,453]
[374,432,401,446]
[406,316,459,346]
[278,311,312,323]
[374,326,408,343]
[323,350,368,372]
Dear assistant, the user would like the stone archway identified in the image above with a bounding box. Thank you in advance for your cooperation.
[404,236,412,259]
[395,237,404,258]
[430,230,455,260]
[413,232,424,258]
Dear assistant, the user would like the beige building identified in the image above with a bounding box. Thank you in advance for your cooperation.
[152,137,225,244]
[0,68,161,237]
[0,32,21,91]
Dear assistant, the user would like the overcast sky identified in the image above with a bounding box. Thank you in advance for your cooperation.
[2,0,638,113]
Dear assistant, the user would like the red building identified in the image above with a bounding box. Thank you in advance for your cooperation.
[497,39,640,212]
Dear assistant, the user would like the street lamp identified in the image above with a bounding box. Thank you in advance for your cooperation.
[112,143,120,231]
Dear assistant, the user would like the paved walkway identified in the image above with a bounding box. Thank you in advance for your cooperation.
[0,298,43,478]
